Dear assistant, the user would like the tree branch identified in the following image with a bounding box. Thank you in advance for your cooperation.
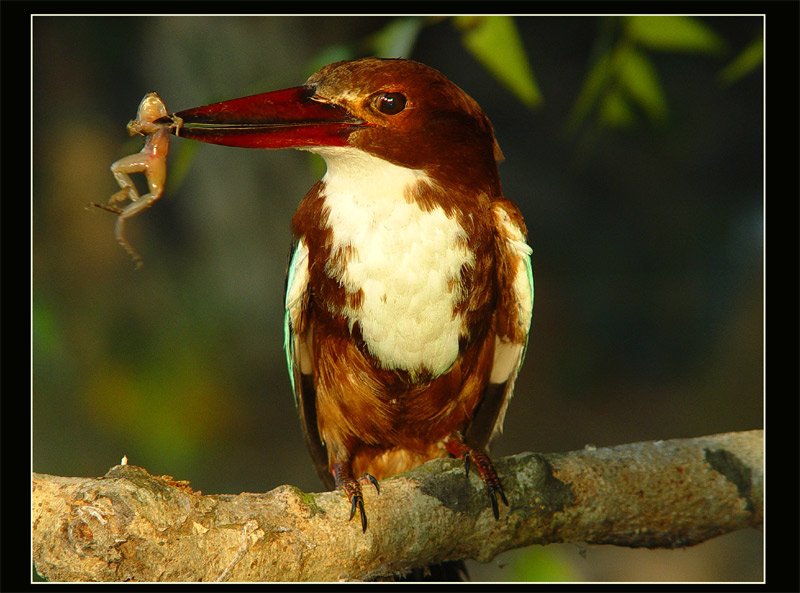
[32,429,762,582]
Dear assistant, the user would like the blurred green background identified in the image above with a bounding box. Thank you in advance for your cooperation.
[32,16,763,582]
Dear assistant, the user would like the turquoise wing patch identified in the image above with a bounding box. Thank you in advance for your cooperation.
[284,240,309,407]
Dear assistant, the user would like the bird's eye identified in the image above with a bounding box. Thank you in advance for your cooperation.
[373,92,407,115]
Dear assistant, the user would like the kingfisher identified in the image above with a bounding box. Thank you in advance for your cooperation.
[168,58,533,540]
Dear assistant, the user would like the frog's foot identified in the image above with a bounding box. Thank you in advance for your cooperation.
[114,216,144,269]
[89,201,123,215]
[89,187,136,214]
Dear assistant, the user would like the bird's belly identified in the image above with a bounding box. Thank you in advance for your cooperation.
[351,443,448,480]
[325,192,475,377]
[312,311,495,475]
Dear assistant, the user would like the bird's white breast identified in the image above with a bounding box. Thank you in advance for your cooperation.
[312,147,474,377]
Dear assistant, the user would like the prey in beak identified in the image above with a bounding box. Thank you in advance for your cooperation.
[95,86,370,267]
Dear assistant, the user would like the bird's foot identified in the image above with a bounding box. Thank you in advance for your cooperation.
[333,464,380,532]
[445,437,508,519]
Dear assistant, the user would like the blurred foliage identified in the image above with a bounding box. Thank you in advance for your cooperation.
[626,15,725,53]
[453,16,542,107]
[306,15,759,139]
[566,16,756,135]
[166,140,200,197]
[368,16,427,59]
[513,547,577,581]
[719,34,764,84]
[307,16,540,107]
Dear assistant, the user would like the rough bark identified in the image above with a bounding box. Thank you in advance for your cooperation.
[32,429,762,582]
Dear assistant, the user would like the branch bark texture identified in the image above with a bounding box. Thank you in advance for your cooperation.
[32,429,762,582]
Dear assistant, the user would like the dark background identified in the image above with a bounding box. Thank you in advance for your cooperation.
[32,15,763,581]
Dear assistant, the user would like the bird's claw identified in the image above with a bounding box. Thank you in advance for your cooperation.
[348,492,367,532]
[446,437,509,520]
[335,467,380,532]
[486,480,509,520]
[363,472,380,495]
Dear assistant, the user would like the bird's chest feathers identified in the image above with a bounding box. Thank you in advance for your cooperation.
[316,149,475,376]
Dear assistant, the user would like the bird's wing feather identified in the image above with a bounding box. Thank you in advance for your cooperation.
[465,200,533,448]
[284,239,334,488]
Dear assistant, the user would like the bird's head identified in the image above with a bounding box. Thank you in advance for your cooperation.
[172,58,504,193]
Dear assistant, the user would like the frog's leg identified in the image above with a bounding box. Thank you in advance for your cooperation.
[103,152,150,209]
[95,134,169,268]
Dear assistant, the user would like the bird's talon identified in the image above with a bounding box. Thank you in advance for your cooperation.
[445,437,508,519]
[336,466,372,531]
[346,494,367,532]
[489,491,500,520]
[486,482,508,520]
[358,498,367,532]
[364,472,380,494]
[498,487,509,507]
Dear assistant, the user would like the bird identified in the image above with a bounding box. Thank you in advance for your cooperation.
[167,57,533,578]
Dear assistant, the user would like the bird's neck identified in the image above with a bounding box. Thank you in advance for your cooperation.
[311,146,430,208]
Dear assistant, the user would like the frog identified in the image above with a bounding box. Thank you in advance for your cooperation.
[93,92,181,268]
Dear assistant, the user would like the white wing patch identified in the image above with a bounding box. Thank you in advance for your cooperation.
[486,203,534,435]
[494,203,534,346]
[489,245,533,384]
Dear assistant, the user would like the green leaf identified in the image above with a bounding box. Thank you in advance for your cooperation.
[167,140,199,196]
[306,44,357,77]
[618,47,667,122]
[567,50,614,132]
[599,87,635,128]
[626,16,725,54]
[719,34,763,84]
[455,16,542,107]
[33,302,61,356]
[307,152,326,180]
[513,546,578,581]
[367,16,426,58]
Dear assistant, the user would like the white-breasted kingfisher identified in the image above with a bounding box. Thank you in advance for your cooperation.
[167,57,534,534]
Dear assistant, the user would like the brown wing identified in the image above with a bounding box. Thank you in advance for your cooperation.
[465,199,533,449]
[285,239,334,489]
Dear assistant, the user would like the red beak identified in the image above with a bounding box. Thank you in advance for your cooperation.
[169,86,369,149]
